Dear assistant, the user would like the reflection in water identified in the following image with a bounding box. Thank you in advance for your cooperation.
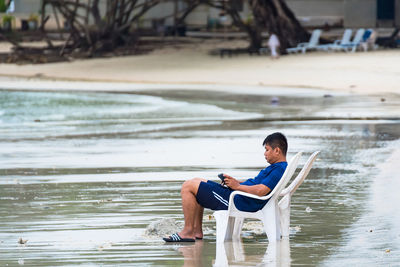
[178,241,205,267]
[212,239,290,267]
[262,239,290,267]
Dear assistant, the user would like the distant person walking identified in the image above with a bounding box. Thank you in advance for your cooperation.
[6,0,14,13]
[267,33,280,59]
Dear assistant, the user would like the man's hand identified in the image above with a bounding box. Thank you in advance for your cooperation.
[222,174,240,190]
[222,174,271,196]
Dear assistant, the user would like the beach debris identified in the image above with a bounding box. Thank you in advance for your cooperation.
[380,98,386,102]
[97,242,113,251]
[34,119,41,123]
[18,238,28,245]
[323,94,333,98]
[270,97,280,105]
[305,207,312,213]
[96,198,113,204]
[385,249,391,253]
[144,218,183,238]
[208,215,213,220]
[242,221,264,235]
[369,229,373,232]
[291,225,301,232]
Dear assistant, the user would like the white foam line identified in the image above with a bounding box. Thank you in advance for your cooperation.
[0,78,349,97]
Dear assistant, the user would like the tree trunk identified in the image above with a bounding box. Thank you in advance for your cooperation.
[211,0,309,52]
[249,0,310,53]
[41,0,161,57]
[226,8,258,50]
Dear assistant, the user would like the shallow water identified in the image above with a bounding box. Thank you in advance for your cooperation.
[0,88,399,266]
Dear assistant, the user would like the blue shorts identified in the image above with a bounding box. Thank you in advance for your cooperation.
[196,180,233,210]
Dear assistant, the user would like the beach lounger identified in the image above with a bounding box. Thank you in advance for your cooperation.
[278,151,320,238]
[286,29,322,54]
[377,28,399,48]
[213,152,302,243]
[317,29,353,51]
[332,28,365,52]
[360,29,379,51]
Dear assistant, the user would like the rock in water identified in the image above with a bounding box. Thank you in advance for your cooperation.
[144,218,183,238]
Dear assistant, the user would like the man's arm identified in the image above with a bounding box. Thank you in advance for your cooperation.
[222,175,271,196]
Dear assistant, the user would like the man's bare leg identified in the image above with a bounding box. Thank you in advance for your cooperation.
[178,178,206,239]
[193,204,204,239]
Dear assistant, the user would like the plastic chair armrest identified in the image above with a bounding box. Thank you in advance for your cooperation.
[279,187,290,197]
[227,190,272,211]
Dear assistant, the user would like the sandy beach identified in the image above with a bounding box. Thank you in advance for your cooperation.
[0,39,400,95]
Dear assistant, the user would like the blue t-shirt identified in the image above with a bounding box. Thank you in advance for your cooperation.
[234,161,287,212]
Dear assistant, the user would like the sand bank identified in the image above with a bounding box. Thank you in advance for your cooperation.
[0,40,399,96]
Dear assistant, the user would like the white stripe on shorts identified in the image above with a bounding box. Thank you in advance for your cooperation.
[212,191,229,207]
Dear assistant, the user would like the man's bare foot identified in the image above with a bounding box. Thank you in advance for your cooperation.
[177,230,195,240]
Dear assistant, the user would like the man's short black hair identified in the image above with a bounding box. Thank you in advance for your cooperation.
[262,132,288,156]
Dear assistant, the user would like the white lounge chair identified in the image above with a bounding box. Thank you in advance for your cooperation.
[317,29,353,51]
[278,151,320,238]
[214,152,302,243]
[286,30,322,54]
[333,28,365,52]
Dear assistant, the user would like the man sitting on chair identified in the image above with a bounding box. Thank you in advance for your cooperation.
[163,132,288,242]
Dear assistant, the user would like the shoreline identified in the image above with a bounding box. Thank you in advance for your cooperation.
[0,76,351,97]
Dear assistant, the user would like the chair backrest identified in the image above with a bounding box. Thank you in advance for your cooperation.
[308,29,322,46]
[340,29,353,45]
[280,151,320,197]
[268,152,302,202]
[352,28,365,44]
[362,29,372,42]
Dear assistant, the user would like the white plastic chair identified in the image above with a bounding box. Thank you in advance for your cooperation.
[278,151,320,238]
[286,30,322,54]
[317,29,353,51]
[214,152,302,243]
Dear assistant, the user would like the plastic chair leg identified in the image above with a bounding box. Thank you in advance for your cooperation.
[280,205,291,238]
[232,218,244,242]
[225,216,236,241]
[278,195,291,238]
[262,206,281,241]
[214,211,229,243]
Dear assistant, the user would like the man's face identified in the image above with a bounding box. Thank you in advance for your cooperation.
[264,144,279,164]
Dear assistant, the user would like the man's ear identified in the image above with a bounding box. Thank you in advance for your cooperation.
[274,147,281,155]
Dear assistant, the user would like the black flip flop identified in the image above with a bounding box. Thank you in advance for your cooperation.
[163,233,195,242]
[195,237,203,240]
